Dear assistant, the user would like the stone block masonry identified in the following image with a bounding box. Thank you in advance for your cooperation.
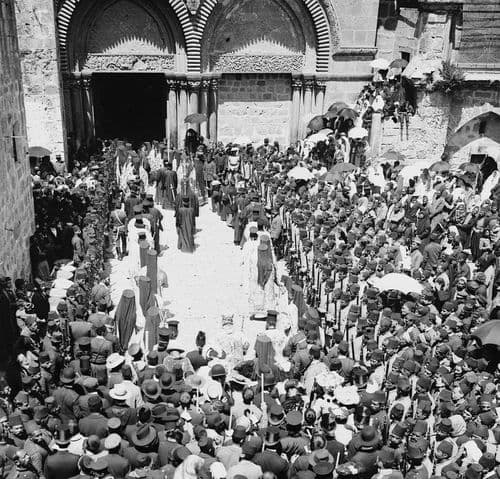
[218,74,292,146]
[0,0,36,279]
[15,0,67,160]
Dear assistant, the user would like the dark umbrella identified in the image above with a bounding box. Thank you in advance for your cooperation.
[324,170,342,183]
[324,111,339,120]
[331,163,356,173]
[338,108,358,121]
[28,146,52,158]
[381,150,406,162]
[429,161,451,173]
[389,58,409,69]
[184,113,207,124]
[327,102,349,115]
[115,289,137,352]
[307,115,326,132]
[459,162,480,173]
[471,320,500,346]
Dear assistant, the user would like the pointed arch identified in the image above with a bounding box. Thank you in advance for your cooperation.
[57,0,191,72]
[195,0,334,73]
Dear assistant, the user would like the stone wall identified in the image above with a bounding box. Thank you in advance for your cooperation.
[0,0,35,279]
[379,87,500,163]
[15,0,67,160]
[218,74,292,146]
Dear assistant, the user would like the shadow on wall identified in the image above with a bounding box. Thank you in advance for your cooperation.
[446,111,500,159]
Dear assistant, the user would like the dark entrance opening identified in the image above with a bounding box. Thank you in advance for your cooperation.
[92,73,166,147]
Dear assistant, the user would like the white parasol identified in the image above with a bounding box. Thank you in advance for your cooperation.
[287,165,314,181]
[370,58,390,70]
[370,272,423,295]
[348,127,369,139]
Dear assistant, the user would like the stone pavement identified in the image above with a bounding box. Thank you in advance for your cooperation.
[108,201,268,353]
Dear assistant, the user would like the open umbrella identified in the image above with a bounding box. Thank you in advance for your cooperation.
[327,102,349,115]
[306,115,325,132]
[331,162,356,173]
[370,58,390,70]
[28,146,51,158]
[398,165,424,182]
[371,273,423,295]
[471,320,500,346]
[184,113,207,124]
[324,111,339,120]
[338,108,358,121]
[306,133,329,144]
[459,162,481,173]
[287,166,314,181]
[381,150,405,162]
[389,58,409,69]
[324,170,342,183]
[318,128,334,136]
[348,127,368,139]
[430,161,451,173]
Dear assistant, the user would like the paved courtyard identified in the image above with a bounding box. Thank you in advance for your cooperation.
[108,202,268,352]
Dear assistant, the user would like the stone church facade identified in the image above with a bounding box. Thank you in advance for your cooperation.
[0,0,35,280]
[10,0,500,160]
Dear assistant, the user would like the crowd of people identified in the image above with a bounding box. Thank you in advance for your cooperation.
[0,122,499,479]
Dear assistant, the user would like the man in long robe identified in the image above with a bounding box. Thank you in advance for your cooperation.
[176,196,196,253]
[157,162,177,210]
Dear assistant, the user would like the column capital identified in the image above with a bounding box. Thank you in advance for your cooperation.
[176,79,188,90]
[201,79,211,90]
[186,80,201,91]
[315,80,326,91]
[210,78,219,91]
[303,79,315,90]
[81,77,92,90]
[291,78,303,90]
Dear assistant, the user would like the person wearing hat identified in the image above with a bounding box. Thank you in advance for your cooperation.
[90,324,113,382]
[176,195,196,253]
[52,367,81,424]
[349,426,382,478]
[78,394,107,438]
[142,197,164,254]
[106,383,137,427]
[104,432,131,478]
[123,424,159,469]
[253,427,289,479]
[106,353,125,389]
[44,428,80,479]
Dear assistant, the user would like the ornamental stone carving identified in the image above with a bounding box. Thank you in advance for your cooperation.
[83,54,175,72]
[210,54,305,73]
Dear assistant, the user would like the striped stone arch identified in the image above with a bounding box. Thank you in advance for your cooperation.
[56,0,194,72]
[193,0,332,73]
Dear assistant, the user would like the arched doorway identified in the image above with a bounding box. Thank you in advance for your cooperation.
[201,0,328,145]
[446,111,500,163]
[64,0,185,147]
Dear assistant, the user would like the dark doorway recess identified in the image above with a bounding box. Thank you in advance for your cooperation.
[92,73,166,147]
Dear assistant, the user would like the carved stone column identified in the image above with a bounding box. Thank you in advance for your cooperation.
[81,73,95,147]
[199,79,210,140]
[314,80,326,116]
[166,78,178,149]
[290,77,302,145]
[177,79,188,148]
[303,78,314,118]
[69,73,84,150]
[187,79,200,134]
[369,111,383,157]
[208,78,218,143]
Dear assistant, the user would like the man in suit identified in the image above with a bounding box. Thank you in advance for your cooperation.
[78,395,108,438]
[52,367,81,423]
[44,429,79,479]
